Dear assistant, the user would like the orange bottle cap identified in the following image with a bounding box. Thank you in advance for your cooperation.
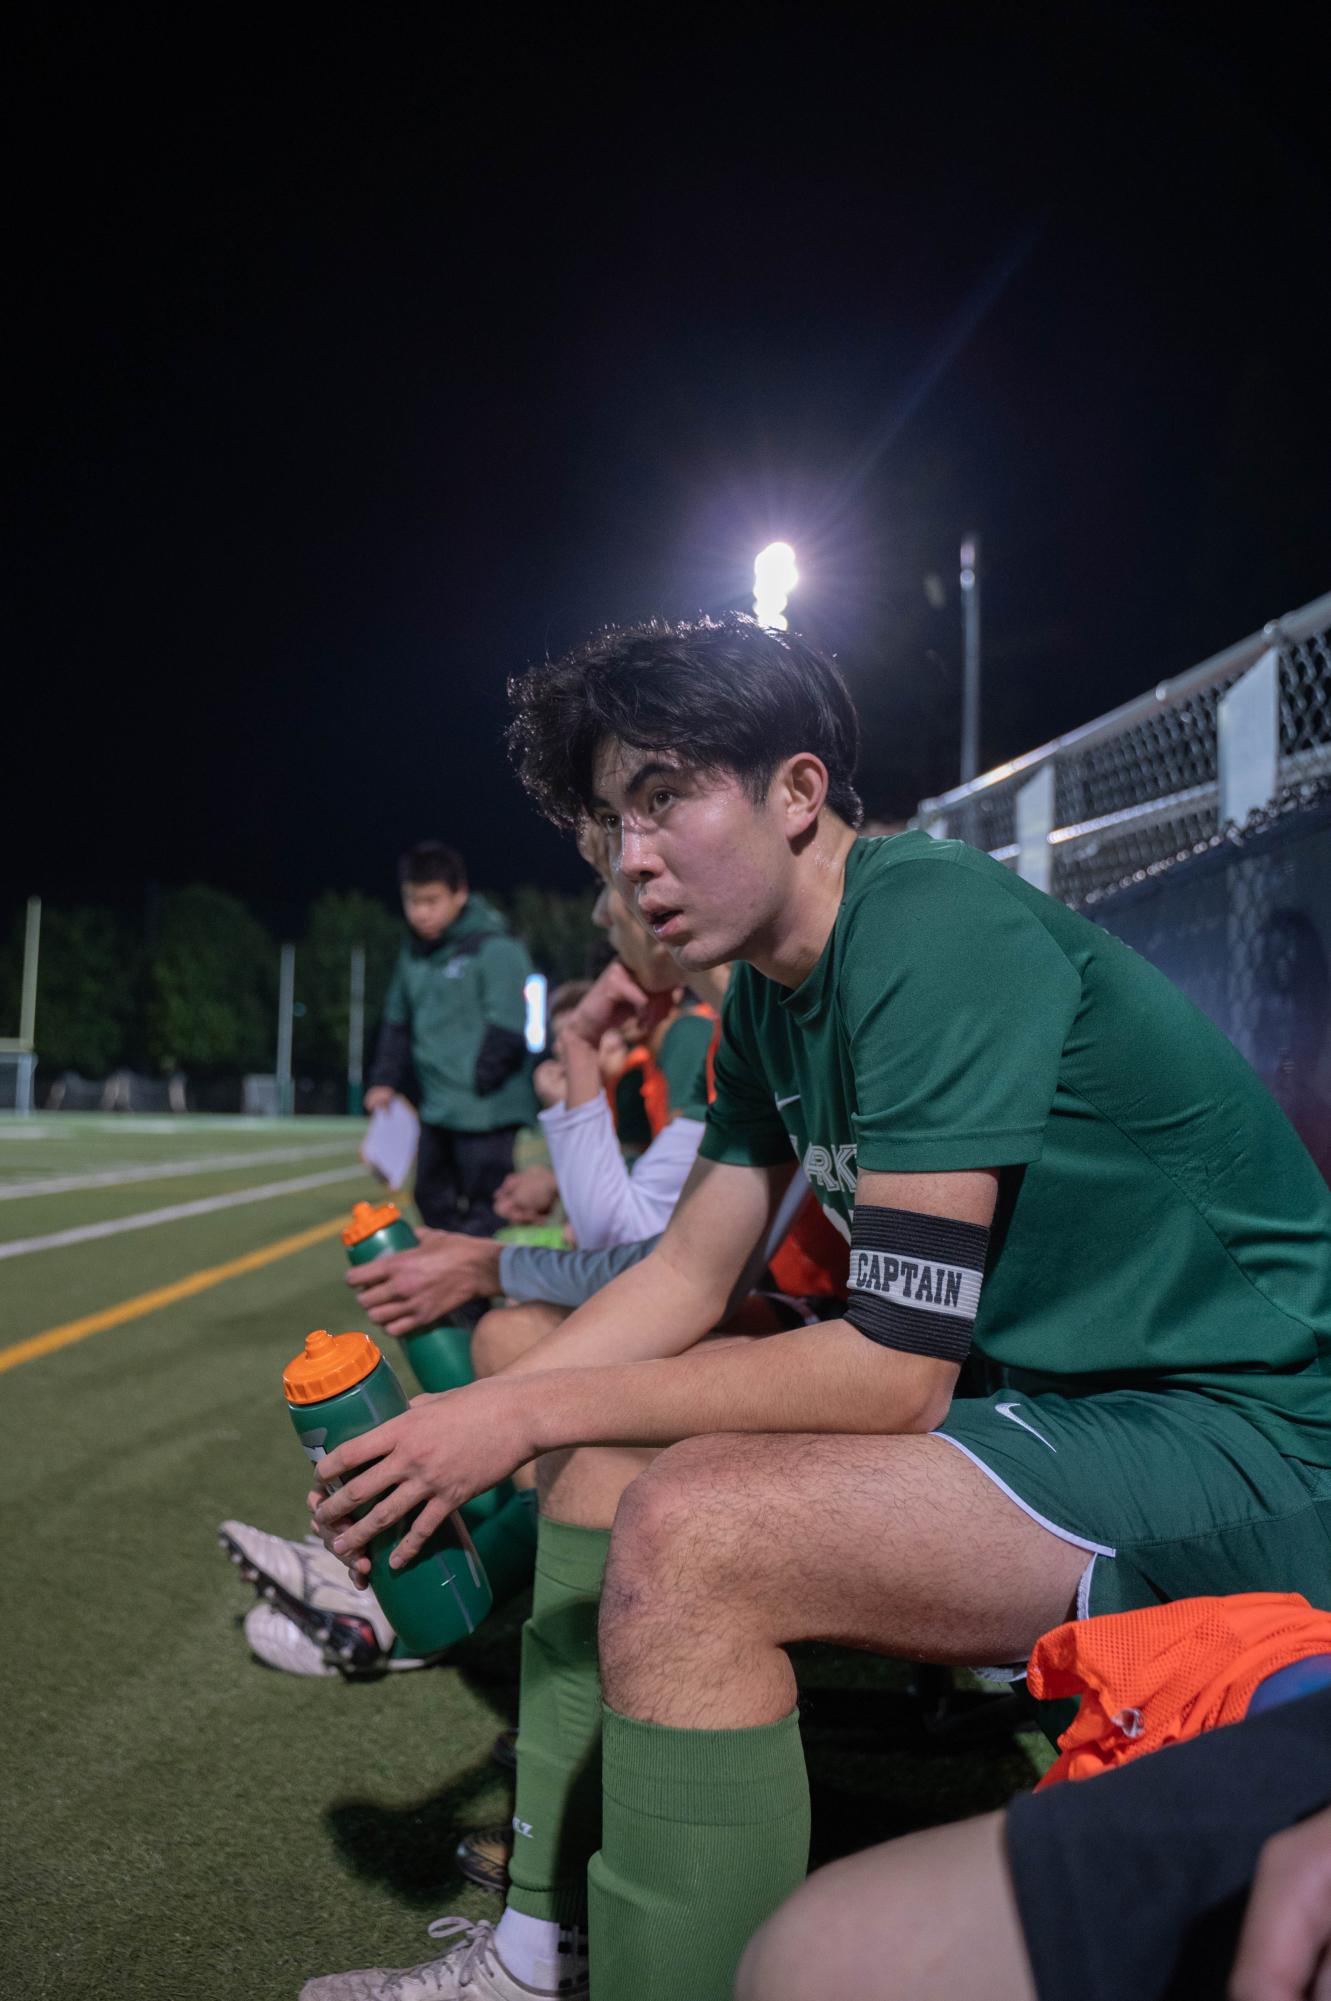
[341,1200,403,1248]
[283,1328,382,1405]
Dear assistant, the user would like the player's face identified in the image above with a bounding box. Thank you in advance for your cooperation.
[589,741,793,972]
[402,879,467,941]
[590,860,680,995]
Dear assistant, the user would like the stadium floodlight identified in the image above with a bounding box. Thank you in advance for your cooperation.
[754,541,798,631]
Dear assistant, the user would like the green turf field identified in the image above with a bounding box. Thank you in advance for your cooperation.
[2,1113,1049,2000]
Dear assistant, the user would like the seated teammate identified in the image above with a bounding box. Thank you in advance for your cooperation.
[532,862,718,1253]
[298,613,1331,2001]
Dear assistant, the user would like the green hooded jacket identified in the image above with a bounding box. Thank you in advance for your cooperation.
[370,895,537,1131]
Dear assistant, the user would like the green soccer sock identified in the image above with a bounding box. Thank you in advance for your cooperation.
[587,1705,810,2001]
[505,1516,610,1927]
[469,1486,538,1607]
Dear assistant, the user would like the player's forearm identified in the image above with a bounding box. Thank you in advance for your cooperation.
[501,1246,727,1376]
[498,1235,657,1308]
[561,1031,604,1109]
[515,1320,955,1453]
[541,1095,635,1248]
[543,1098,696,1250]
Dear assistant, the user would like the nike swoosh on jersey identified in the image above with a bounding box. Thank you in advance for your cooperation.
[994,1401,1057,1453]
[775,1092,801,1109]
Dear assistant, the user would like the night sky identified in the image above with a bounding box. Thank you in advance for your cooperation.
[9,9,1329,920]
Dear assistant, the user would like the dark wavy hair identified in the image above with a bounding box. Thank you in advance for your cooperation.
[398,840,467,889]
[507,614,863,831]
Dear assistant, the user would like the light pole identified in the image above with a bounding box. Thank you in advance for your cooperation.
[276,942,295,1117]
[347,946,366,1117]
[754,542,798,631]
[4,896,42,1113]
[959,532,981,784]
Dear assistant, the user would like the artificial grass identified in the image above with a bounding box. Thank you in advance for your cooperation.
[2,1116,1047,2000]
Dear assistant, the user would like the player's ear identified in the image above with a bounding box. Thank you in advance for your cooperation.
[776,753,829,838]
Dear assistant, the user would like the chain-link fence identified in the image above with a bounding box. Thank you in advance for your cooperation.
[1086,789,1331,1181]
[914,590,1331,904]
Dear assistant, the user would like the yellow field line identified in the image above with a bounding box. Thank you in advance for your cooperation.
[0,1215,348,1374]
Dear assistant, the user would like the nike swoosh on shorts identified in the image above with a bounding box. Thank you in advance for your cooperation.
[994,1401,1057,1453]
[775,1093,801,1108]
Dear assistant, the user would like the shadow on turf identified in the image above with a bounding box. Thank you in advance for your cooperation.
[322,1640,1045,1902]
[322,1600,525,1906]
[326,1758,512,1905]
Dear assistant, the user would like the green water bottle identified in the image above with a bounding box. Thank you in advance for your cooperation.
[341,1201,509,1528]
[284,1327,492,1655]
[342,1201,476,1393]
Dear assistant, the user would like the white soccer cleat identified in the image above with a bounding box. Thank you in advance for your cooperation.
[221,1519,434,1674]
[219,1518,384,1626]
[244,1602,337,1678]
[299,1917,587,2000]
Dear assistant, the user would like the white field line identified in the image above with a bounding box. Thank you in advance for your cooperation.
[0,1165,365,1261]
[0,1140,356,1202]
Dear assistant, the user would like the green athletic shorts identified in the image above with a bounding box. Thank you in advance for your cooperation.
[934,1386,1331,1620]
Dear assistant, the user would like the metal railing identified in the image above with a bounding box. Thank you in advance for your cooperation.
[913,590,1331,904]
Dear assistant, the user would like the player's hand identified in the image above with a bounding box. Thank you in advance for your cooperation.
[494,1165,559,1222]
[531,1059,567,1108]
[344,1234,498,1334]
[562,959,666,1052]
[307,1381,535,1570]
[1229,1805,1331,2001]
[363,1085,395,1113]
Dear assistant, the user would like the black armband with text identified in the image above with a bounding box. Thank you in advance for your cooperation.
[846,1206,989,1364]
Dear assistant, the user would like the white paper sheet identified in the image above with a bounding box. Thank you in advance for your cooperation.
[360,1097,420,1191]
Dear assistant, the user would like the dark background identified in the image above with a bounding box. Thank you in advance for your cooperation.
[7,6,1329,920]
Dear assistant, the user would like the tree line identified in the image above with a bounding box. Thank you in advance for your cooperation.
[0,884,599,1080]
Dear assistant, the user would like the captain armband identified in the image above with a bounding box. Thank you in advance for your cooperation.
[845,1206,989,1365]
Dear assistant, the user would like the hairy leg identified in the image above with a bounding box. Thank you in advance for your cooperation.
[735,1811,1036,2001]
[599,1431,1089,1727]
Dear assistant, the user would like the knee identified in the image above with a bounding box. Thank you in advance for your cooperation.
[735,1902,812,2001]
[605,1436,746,1605]
[611,1436,720,1554]
[469,1308,514,1378]
[471,1302,559,1378]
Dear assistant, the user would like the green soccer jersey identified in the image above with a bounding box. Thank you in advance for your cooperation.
[658,1007,716,1123]
[699,832,1331,1464]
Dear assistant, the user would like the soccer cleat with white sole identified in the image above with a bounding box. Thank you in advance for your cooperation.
[244,1601,337,1677]
[299,1916,587,2000]
[221,1519,436,1675]
[220,1517,364,1613]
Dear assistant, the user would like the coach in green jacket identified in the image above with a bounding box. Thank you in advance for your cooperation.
[366,841,536,1235]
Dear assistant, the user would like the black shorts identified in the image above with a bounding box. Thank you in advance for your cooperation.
[1005,1687,1331,2000]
